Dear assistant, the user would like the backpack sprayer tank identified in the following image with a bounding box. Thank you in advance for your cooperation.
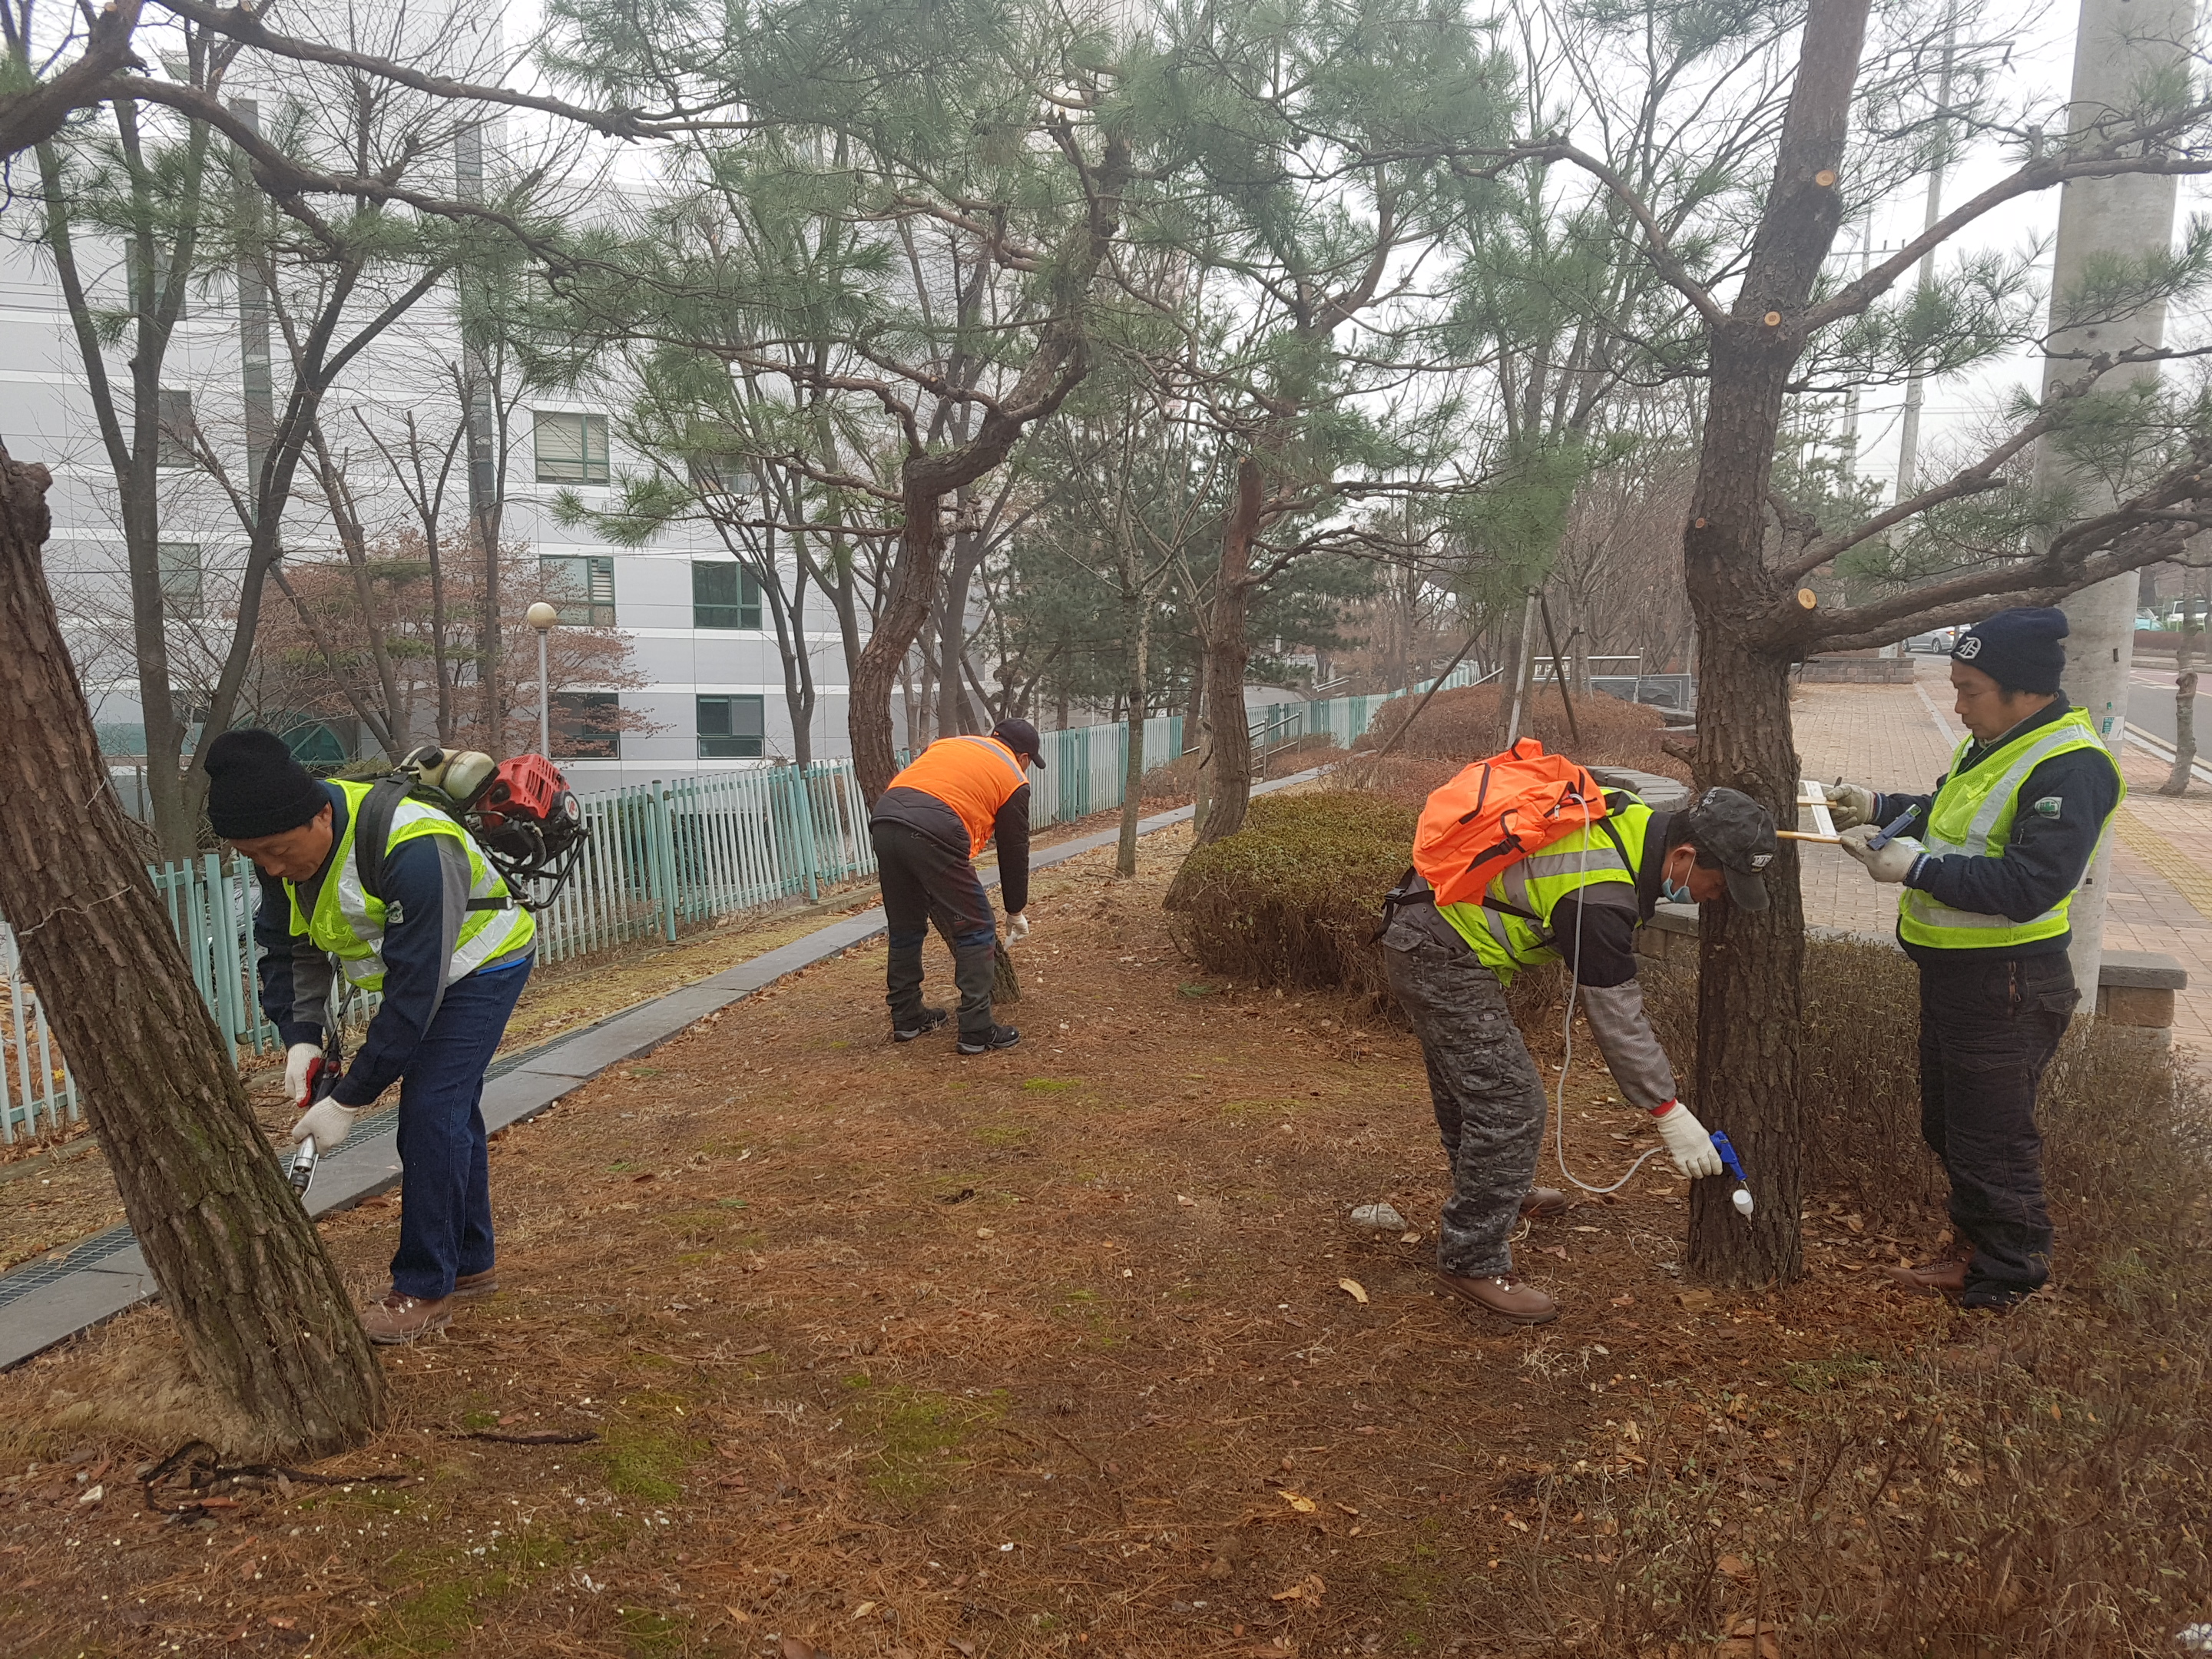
[396,746,588,911]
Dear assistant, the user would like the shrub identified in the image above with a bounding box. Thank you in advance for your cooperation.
[1166,793,1417,1004]
[1643,933,2212,1310]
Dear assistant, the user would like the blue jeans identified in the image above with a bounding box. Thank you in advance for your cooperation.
[390,957,531,1300]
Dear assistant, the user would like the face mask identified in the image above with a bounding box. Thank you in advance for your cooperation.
[1662,876,1694,906]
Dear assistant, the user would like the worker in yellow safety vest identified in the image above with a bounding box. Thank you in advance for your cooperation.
[870,719,1043,1054]
[1824,606,2123,1311]
[1379,780,1777,1326]
[210,728,535,1345]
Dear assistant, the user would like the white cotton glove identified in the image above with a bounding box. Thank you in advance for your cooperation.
[1822,782,1878,831]
[283,1041,323,1107]
[290,1095,358,1152]
[1003,911,1031,945]
[1651,1101,1724,1179]
[1838,823,1926,884]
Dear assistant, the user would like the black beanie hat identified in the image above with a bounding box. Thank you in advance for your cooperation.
[1951,606,2068,695]
[204,729,329,840]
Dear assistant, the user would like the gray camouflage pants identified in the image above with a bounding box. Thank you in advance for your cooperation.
[1381,916,1547,1278]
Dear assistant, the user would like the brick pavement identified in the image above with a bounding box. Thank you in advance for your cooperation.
[1789,654,2212,1056]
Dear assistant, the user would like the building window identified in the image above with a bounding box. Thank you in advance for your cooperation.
[688,454,753,498]
[538,555,615,627]
[158,541,202,620]
[697,694,764,759]
[532,410,610,485]
[692,561,763,630]
[128,250,186,320]
[155,387,196,468]
[549,691,621,759]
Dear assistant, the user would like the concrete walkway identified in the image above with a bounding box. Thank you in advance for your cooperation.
[1792,659,2212,1052]
[0,779,1316,1370]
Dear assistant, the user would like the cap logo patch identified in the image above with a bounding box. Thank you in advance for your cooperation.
[1954,634,1982,660]
[1751,853,1773,870]
[2033,795,2061,818]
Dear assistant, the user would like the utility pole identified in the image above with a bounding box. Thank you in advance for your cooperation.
[2038,0,2193,1001]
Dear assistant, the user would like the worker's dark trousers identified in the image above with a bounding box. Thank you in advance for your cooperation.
[871,822,998,1041]
[1381,915,1547,1279]
[390,955,531,1302]
[1916,952,2075,1305]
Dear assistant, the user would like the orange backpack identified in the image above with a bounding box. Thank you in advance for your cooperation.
[1407,738,1614,909]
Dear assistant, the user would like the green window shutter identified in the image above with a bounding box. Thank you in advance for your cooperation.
[550,692,621,758]
[535,412,609,485]
[157,541,203,619]
[694,562,764,630]
[155,388,196,469]
[540,555,617,626]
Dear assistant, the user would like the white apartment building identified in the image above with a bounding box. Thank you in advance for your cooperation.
[0,237,868,796]
[0,12,875,801]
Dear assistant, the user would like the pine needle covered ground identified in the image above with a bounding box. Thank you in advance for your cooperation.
[0,823,2207,1657]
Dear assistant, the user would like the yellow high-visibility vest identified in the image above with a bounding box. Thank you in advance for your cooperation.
[285,780,535,991]
[1437,800,1652,983]
[1896,706,2122,952]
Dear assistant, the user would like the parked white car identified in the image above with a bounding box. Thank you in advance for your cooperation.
[1905,624,1964,653]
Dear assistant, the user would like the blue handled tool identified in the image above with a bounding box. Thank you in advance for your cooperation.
[1709,1130,1755,1218]
[1866,806,1920,852]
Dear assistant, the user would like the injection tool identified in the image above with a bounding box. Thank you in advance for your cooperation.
[1709,1129,1755,1217]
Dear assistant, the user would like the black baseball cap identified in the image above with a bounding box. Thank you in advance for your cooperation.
[1681,786,1778,912]
[992,717,1046,768]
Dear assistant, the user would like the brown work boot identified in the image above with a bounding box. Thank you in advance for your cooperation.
[1519,1187,1570,1219]
[1435,1270,1559,1325]
[1887,1244,1970,1299]
[361,1293,453,1345]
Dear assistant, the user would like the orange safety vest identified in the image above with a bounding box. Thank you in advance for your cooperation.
[886,735,1031,855]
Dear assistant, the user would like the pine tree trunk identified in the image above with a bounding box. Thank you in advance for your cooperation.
[852,480,947,803]
[1683,629,1806,1285]
[0,449,388,1456]
[1117,598,1151,878]
[1195,457,1260,845]
[1674,0,1869,1285]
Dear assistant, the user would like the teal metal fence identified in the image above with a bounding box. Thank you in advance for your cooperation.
[0,671,1486,1139]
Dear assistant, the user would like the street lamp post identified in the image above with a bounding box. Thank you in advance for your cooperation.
[526,601,558,758]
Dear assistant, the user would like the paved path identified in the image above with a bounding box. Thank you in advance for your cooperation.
[0,776,1323,1371]
[2126,674,2205,746]
[1793,657,2212,1055]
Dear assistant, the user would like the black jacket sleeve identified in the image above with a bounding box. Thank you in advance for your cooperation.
[1899,748,2121,922]
[993,783,1032,914]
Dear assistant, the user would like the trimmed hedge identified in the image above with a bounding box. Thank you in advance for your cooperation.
[1166,793,1417,1003]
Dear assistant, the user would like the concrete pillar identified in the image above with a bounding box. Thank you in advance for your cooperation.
[2036,0,2193,1000]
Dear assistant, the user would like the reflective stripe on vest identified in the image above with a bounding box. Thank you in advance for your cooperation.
[287,780,536,991]
[1895,707,2123,952]
[886,735,1030,855]
[1435,800,1648,982]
